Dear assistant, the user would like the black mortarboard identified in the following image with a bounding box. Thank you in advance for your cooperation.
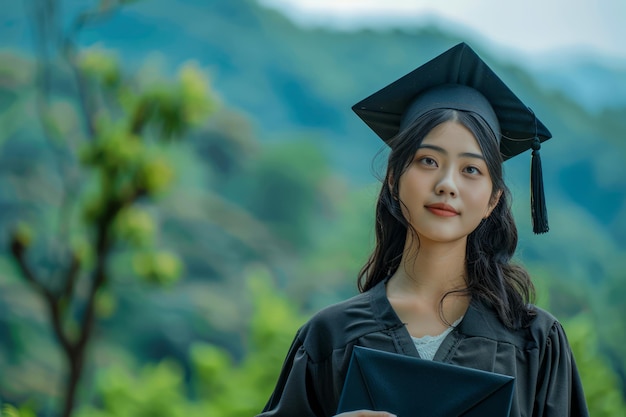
[352,42,550,233]
[337,346,515,416]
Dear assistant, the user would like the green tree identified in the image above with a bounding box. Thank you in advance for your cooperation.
[191,266,306,415]
[72,266,305,417]
[566,315,626,417]
[7,2,215,416]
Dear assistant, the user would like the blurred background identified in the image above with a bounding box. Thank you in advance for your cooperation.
[0,0,625,416]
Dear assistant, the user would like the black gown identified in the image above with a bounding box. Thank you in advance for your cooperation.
[258,279,589,417]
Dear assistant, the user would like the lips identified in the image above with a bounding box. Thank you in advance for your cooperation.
[425,202,459,217]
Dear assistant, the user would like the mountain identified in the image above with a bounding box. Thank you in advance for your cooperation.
[529,56,626,112]
[2,0,625,244]
[2,0,626,404]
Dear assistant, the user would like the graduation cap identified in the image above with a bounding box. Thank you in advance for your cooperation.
[352,42,550,233]
[337,346,515,416]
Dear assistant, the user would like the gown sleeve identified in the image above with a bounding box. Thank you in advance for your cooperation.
[256,330,327,417]
[534,321,590,417]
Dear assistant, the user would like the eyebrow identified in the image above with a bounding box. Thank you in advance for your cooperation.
[418,144,485,161]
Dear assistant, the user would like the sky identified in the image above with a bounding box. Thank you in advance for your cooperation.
[259,0,626,63]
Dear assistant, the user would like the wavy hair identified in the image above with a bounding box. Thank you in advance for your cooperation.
[357,108,536,329]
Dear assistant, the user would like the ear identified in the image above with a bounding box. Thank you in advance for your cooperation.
[484,189,503,219]
[387,173,397,199]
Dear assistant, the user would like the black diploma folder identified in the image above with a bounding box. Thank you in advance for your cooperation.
[337,346,515,417]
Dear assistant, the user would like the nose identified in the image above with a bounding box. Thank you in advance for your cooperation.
[435,170,458,197]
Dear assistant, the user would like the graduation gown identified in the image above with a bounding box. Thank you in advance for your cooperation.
[258,280,589,417]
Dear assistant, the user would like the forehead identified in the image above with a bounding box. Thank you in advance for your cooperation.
[420,121,482,154]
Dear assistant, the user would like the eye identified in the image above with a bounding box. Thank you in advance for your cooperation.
[463,165,482,175]
[418,156,438,167]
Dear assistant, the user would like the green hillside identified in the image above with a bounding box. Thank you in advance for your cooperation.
[0,0,625,416]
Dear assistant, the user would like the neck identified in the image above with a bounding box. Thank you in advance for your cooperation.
[390,234,468,298]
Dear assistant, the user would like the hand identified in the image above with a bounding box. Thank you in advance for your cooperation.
[334,411,397,417]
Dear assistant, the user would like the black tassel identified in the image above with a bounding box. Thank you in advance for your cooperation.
[531,137,549,234]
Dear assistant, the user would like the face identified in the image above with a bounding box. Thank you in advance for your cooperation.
[396,120,500,245]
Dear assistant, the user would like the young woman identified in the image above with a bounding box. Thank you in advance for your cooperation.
[258,43,589,417]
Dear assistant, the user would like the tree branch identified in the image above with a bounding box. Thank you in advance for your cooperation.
[61,252,81,301]
[61,188,143,417]
[10,235,75,358]
[61,0,126,140]
[26,0,84,274]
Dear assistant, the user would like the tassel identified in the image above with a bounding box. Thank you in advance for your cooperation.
[531,137,549,234]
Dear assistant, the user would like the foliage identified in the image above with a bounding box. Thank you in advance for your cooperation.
[73,267,305,417]
[1,0,625,415]
[565,315,626,417]
[3,7,216,413]
[0,403,36,417]
[234,140,332,249]
[192,266,305,415]
[51,273,626,417]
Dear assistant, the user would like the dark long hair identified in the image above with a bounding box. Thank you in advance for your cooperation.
[357,108,536,329]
